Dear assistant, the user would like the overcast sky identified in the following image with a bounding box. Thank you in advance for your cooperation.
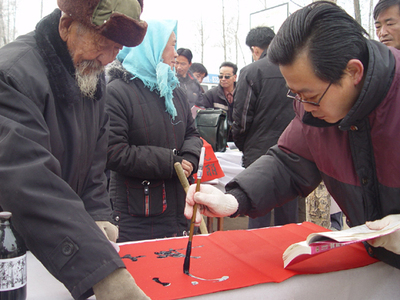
[15,0,379,75]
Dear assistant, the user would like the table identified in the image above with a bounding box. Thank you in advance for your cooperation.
[27,245,400,300]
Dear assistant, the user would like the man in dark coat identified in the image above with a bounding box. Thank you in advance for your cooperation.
[176,48,204,108]
[0,0,150,299]
[185,2,400,270]
[232,26,297,229]
[196,61,238,141]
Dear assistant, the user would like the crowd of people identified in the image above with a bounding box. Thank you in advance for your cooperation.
[0,0,400,299]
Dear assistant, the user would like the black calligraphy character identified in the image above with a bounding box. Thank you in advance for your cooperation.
[121,254,146,262]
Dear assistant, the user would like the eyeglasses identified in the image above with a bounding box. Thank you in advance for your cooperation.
[218,75,232,79]
[287,82,332,106]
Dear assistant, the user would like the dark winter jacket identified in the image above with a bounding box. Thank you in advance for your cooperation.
[226,40,400,269]
[177,70,204,108]
[106,61,202,241]
[197,83,236,141]
[232,50,295,167]
[0,9,123,300]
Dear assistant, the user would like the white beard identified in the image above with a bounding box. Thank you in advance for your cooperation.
[74,60,104,99]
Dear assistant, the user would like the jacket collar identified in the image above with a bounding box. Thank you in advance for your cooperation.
[34,9,104,104]
[260,49,268,60]
[301,40,395,129]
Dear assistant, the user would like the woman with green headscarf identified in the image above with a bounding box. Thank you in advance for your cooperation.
[106,20,202,242]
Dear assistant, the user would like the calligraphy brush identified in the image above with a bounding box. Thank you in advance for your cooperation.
[183,146,205,275]
[174,162,208,234]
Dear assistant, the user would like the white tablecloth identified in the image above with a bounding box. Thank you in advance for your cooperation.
[206,143,244,191]
[27,251,400,300]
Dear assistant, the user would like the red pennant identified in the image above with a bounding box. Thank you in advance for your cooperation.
[193,138,224,182]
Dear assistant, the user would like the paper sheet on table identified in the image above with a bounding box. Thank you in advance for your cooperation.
[119,222,378,300]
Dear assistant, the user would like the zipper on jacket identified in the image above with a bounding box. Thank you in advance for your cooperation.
[142,180,150,217]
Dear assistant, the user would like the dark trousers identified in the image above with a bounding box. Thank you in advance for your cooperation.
[248,197,299,229]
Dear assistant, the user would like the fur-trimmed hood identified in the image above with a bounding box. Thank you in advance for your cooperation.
[106,60,133,85]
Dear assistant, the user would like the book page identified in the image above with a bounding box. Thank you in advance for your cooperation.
[307,219,400,244]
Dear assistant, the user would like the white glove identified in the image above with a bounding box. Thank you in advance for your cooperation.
[93,268,150,300]
[366,214,400,255]
[184,183,239,226]
[96,221,119,243]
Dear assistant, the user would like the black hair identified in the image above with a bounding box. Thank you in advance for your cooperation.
[177,48,193,63]
[219,61,238,75]
[268,1,369,84]
[374,0,400,19]
[189,63,208,77]
[245,26,275,50]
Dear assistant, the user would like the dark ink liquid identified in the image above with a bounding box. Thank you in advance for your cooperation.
[152,277,171,287]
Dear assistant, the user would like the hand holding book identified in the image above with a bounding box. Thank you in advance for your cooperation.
[283,214,400,268]
[366,214,400,255]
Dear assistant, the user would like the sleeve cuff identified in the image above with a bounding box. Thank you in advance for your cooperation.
[182,153,199,175]
[226,188,251,218]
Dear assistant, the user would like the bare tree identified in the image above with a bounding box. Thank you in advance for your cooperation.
[354,0,362,24]
[235,0,239,64]
[193,18,210,64]
[369,0,375,38]
[222,0,227,61]
[0,0,6,46]
[258,0,267,9]
[0,0,17,47]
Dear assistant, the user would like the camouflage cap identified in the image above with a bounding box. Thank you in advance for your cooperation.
[57,0,148,47]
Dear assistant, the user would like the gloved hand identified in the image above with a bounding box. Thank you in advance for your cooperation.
[366,214,400,255]
[184,183,238,226]
[96,221,118,243]
[93,268,150,300]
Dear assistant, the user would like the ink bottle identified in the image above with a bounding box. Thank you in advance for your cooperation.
[0,211,27,300]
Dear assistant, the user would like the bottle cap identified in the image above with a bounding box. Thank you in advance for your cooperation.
[0,211,12,219]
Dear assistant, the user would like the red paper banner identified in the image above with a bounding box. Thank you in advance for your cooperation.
[119,222,378,300]
[193,138,224,182]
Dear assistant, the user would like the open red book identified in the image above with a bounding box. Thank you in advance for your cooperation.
[283,220,400,268]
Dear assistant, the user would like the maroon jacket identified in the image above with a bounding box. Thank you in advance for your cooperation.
[226,40,400,268]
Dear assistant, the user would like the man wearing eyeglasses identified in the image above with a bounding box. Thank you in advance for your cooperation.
[232,26,297,229]
[196,61,238,141]
[185,2,400,270]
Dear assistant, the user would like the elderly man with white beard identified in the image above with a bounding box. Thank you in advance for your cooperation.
[0,0,150,299]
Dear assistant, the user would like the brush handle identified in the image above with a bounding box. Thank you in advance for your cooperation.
[174,162,190,193]
[188,178,201,242]
[188,204,198,242]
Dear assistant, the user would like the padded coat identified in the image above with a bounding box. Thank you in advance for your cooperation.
[227,40,400,269]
